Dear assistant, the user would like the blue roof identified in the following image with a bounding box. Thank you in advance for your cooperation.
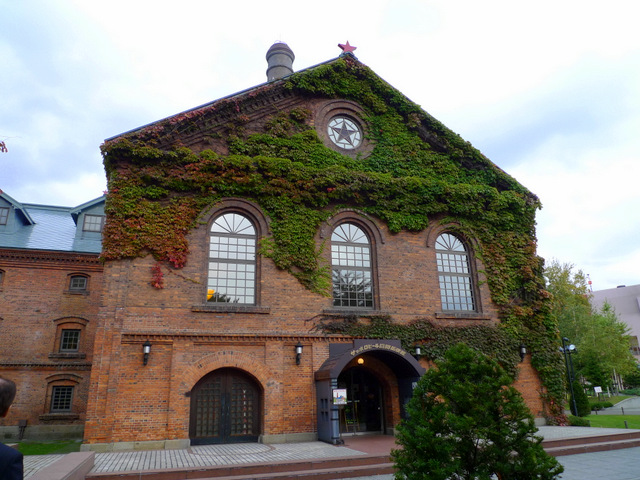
[0,195,105,254]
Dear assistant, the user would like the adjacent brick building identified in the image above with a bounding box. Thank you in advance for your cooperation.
[0,192,105,441]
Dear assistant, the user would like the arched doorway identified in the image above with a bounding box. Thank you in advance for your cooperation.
[189,368,261,445]
[337,365,383,434]
[315,339,425,444]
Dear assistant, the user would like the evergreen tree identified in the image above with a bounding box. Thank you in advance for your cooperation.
[392,343,563,480]
[569,381,591,417]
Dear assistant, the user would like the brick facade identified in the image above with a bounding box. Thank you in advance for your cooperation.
[82,205,544,449]
[1,45,552,448]
[0,249,102,439]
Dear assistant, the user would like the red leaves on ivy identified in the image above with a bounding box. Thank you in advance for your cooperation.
[150,263,164,289]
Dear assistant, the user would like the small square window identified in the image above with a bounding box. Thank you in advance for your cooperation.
[69,276,87,291]
[83,214,105,232]
[60,329,81,352]
[0,207,9,225]
[51,386,74,412]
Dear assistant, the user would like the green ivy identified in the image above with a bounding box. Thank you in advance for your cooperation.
[100,55,565,420]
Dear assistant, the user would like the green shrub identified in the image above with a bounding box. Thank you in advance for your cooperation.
[392,343,563,480]
[567,415,591,427]
[570,383,591,417]
[621,388,640,396]
[590,401,613,411]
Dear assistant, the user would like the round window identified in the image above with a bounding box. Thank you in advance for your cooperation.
[327,116,362,150]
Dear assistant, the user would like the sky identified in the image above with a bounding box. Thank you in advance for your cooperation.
[1,0,639,291]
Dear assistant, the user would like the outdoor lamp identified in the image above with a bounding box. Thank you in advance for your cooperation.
[295,342,303,365]
[414,345,422,359]
[143,340,151,366]
[561,337,578,415]
[519,344,527,362]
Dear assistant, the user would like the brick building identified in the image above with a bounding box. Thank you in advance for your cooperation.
[1,42,561,449]
[0,192,105,441]
[81,43,559,451]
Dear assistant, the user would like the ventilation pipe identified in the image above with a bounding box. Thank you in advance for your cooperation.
[266,42,295,81]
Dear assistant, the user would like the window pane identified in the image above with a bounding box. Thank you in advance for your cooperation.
[208,213,257,304]
[331,223,374,308]
[436,234,475,311]
[60,329,80,351]
[83,214,104,232]
[0,207,9,225]
[51,386,74,412]
[69,276,87,290]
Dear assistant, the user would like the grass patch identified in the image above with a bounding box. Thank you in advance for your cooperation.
[595,395,631,404]
[17,440,82,456]
[586,415,640,429]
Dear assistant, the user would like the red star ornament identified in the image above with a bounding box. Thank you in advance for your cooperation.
[338,41,357,54]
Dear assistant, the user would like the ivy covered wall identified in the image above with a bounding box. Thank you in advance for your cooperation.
[100,55,565,421]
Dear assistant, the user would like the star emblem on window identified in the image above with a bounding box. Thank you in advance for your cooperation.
[327,116,362,150]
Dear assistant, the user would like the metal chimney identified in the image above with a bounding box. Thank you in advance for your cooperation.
[266,42,295,82]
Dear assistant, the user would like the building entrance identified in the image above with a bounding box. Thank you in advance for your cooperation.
[337,366,383,434]
[189,368,261,444]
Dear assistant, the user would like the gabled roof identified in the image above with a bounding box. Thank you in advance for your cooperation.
[0,191,35,225]
[102,53,529,197]
[0,195,105,254]
[104,55,336,142]
[70,195,107,225]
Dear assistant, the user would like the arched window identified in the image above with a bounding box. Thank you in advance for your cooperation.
[435,233,476,311]
[42,374,82,419]
[331,223,374,309]
[68,274,89,292]
[50,318,88,359]
[208,213,257,305]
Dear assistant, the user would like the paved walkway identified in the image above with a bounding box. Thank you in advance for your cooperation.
[23,427,640,479]
[596,395,640,416]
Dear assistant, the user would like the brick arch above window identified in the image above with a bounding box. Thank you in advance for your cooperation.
[50,317,89,359]
[202,198,270,237]
[42,373,83,420]
[53,317,89,327]
[45,373,83,384]
[320,210,385,245]
[425,223,479,251]
[66,272,90,294]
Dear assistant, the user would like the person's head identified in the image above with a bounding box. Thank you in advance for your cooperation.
[0,376,17,417]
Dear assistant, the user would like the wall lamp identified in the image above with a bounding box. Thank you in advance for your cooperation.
[143,340,151,366]
[295,342,303,366]
[519,344,527,362]
[414,345,422,360]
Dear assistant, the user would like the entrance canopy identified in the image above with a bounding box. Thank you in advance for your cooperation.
[315,339,425,381]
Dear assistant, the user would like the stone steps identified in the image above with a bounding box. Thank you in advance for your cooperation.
[85,454,394,480]
[542,430,640,456]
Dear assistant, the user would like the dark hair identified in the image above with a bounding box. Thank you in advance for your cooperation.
[0,376,17,415]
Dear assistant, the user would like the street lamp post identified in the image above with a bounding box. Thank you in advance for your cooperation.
[561,337,578,415]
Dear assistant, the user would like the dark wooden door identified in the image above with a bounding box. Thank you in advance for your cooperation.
[190,368,261,444]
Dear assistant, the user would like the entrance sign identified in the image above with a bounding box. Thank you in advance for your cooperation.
[333,388,347,405]
[350,342,407,357]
